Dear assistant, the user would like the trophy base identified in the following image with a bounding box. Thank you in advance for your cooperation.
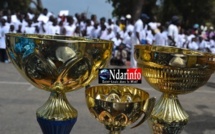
[148,94,188,134]
[36,91,78,134]
[37,117,77,134]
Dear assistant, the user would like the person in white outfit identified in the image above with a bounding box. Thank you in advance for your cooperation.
[99,25,108,40]
[47,19,60,35]
[188,37,199,50]
[126,19,134,34]
[0,19,10,63]
[145,25,154,45]
[105,27,115,40]
[111,32,122,50]
[153,28,166,46]
[198,35,209,52]
[92,23,101,38]
[64,16,76,36]
[85,19,94,37]
[23,20,36,34]
[167,16,180,46]
[131,14,149,67]
[9,25,16,33]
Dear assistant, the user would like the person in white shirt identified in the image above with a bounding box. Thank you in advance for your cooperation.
[104,27,115,40]
[209,38,215,48]
[79,13,87,32]
[5,15,15,28]
[198,36,209,52]
[153,28,166,46]
[167,16,180,46]
[123,31,132,49]
[145,25,154,45]
[15,14,28,32]
[73,26,82,37]
[27,9,35,20]
[126,19,134,34]
[90,14,98,26]
[111,33,122,50]
[0,18,10,63]
[99,25,108,40]
[113,20,121,35]
[188,37,199,50]
[85,19,94,37]
[47,19,60,35]
[92,23,101,38]
[9,25,16,33]
[119,26,128,41]
[23,20,36,34]
[160,26,168,46]
[64,16,76,36]
[177,28,186,48]
[107,19,115,31]
[42,8,53,18]
[131,14,148,67]
[132,17,143,44]
[99,17,108,28]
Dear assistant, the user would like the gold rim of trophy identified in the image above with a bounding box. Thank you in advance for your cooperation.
[6,33,114,43]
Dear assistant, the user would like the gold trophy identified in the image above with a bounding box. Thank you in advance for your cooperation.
[6,33,113,134]
[134,45,215,134]
[85,85,156,134]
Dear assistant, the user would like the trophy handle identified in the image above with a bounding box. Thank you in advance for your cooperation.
[131,97,156,128]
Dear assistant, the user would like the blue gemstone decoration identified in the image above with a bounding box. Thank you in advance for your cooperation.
[37,117,77,134]
[14,37,35,58]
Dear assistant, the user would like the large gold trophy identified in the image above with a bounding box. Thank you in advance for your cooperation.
[85,85,155,134]
[6,33,113,134]
[134,45,215,134]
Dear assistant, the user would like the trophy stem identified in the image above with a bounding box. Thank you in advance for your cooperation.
[36,91,78,134]
[109,130,121,134]
[106,125,124,134]
[148,93,189,134]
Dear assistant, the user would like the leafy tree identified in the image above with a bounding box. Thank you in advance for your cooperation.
[106,0,145,20]
[106,0,132,17]
[107,0,159,21]
[31,0,44,11]
[107,0,215,27]
[0,0,43,13]
[159,0,214,27]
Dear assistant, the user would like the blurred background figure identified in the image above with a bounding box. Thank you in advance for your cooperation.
[0,18,10,63]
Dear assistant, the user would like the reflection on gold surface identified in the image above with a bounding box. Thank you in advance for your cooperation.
[85,85,155,133]
[135,45,215,134]
[6,33,113,122]
[6,33,113,92]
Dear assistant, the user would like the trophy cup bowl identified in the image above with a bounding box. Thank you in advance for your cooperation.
[134,45,215,134]
[6,33,113,134]
[85,85,156,134]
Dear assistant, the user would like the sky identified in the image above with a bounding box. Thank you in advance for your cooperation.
[41,0,114,19]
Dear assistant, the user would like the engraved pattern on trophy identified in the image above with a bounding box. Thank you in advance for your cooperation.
[134,45,215,134]
[85,85,156,134]
[6,33,113,134]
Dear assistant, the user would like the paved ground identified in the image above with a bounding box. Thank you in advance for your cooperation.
[0,63,215,134]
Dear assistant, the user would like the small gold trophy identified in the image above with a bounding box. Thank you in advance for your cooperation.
[134,45,215,134]
[85,85,156,134]
[6,33,113,134]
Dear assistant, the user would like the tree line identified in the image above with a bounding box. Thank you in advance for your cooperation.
[107,0,215,28]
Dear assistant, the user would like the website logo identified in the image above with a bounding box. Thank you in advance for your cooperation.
[98,68,142,84]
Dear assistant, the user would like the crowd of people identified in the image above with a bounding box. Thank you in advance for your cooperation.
[0,8,215,66]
